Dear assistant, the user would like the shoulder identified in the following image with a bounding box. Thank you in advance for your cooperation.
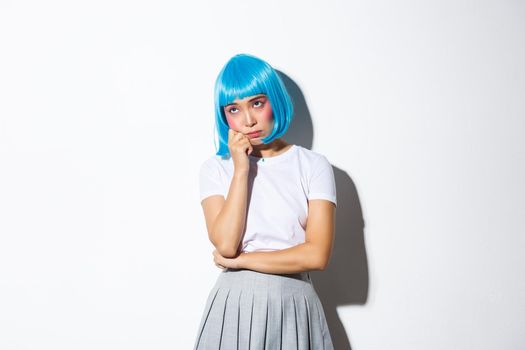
[294,146,337,205]
[200,154,232,172]
[294,145,332,168]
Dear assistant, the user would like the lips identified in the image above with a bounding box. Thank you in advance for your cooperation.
[247,130,262,138]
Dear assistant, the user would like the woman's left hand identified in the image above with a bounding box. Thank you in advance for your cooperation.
[212,249,243,270]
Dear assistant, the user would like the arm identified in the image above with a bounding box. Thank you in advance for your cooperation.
[202,169,249,258]
[201,129,254,258]
[213,199,336,273]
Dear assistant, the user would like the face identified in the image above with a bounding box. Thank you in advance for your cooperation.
[223,94,274,145]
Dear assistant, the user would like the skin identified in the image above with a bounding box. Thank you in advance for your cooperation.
[201,94,336,274]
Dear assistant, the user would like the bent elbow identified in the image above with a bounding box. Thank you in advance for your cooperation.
[215,243,239,258]
[310,254,330,271]
[209,231,240,258]
[311,261,327,271]
[318,259,330,271]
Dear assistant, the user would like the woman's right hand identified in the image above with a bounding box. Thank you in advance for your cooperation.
[228,128,253,173]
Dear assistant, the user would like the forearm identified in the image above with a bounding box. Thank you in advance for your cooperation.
[237,242,326,274]
[210,171,249,257]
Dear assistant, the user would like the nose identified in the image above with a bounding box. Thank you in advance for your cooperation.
[243,110,256,127]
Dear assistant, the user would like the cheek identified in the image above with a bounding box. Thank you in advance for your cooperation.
[225,115,239,129]
[262,105,274,122]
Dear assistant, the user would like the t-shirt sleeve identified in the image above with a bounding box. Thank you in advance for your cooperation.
[308,155,337,207]
[199,159,226,202]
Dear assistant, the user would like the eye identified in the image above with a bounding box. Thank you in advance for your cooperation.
[227,107,238,114]
[253,100,264,108]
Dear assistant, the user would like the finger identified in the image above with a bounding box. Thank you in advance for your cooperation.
[235,132,246,141]
[240,138,252,151]
[229,129,244,140]
[228,130,245,146]
[230,135,249,150]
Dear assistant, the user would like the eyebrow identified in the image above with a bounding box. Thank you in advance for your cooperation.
[225,94,266,107]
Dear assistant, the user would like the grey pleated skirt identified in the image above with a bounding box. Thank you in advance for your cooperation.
[193,268,334,350]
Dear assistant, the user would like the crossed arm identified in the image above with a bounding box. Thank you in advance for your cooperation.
[201,193,336,274]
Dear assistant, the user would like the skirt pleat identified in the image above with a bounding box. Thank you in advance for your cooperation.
[221,288,241,349]
[266,293,282,349]
[281,294,298,348]
[292,295,310,350]
[194,268,334,350]
[250,291,268,349]
[238,290,253,349]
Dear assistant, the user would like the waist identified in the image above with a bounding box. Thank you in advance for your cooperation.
[222,268,311,283]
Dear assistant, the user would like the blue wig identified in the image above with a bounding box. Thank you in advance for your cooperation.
[214,54,294,157]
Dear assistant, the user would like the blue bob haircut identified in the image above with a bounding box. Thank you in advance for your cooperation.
[214,54,294,157]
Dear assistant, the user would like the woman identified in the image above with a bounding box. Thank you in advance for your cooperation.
[194,53,337,349]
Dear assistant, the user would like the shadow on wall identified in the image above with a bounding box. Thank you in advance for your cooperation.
[279,71,369,350]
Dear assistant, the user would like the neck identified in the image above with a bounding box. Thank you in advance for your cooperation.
[250,138,290,158]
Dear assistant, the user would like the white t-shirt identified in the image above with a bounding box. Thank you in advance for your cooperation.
[198,144,337,253]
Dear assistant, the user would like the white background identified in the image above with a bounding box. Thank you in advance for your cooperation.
[1,0,524,349]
